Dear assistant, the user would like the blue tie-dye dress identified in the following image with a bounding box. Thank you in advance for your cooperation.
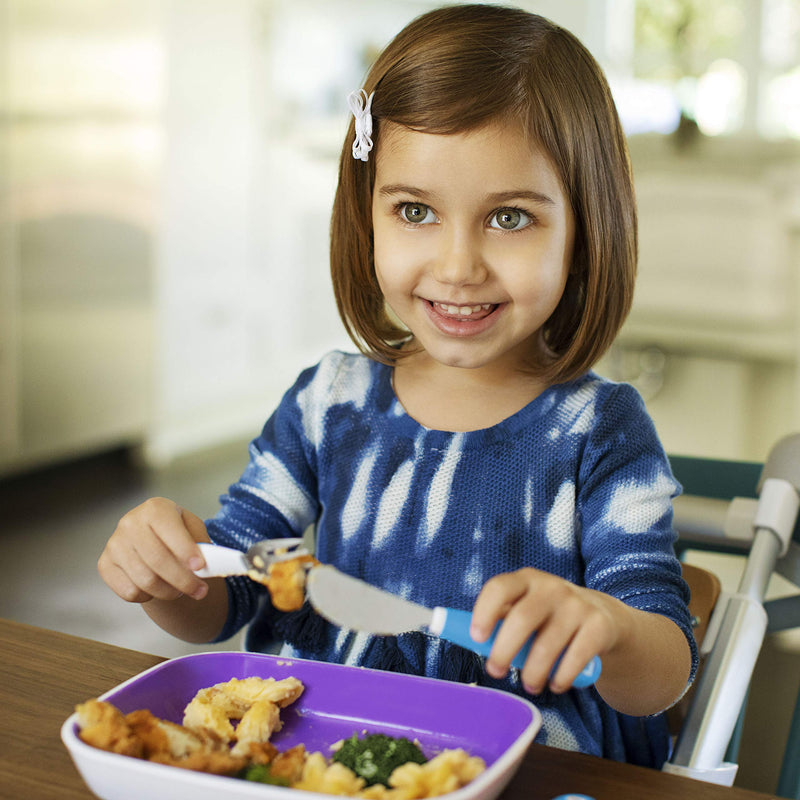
[207,350,697,768]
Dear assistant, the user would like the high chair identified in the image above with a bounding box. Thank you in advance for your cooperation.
[664,562,722,739]
[664,434,800,797]
[681,562,723,649]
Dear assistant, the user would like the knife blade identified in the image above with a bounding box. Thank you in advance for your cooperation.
[306,565,601,688]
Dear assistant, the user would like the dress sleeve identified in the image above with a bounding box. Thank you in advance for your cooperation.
[576,382,698,689]
[205,364,321,642]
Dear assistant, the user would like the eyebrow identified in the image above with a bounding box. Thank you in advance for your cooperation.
[378,184,436,201]
[486,189,556,207]
[377,184,556,207]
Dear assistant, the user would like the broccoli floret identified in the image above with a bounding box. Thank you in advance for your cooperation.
[332,733,427,787]
[238,763,291,785]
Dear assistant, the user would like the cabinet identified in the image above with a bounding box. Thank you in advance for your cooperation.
[0,0,348,476]
[0,0,160,476]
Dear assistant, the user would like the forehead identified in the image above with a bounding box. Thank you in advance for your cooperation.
[374,121,566,200]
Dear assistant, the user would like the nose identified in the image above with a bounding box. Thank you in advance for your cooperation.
[432,226,488,287]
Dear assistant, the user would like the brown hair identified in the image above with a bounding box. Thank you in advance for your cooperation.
[330,4,636,383]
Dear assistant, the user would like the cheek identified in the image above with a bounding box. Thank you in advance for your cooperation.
[371,214,399,270]
[537,233,573,301]
[373,245,407,308]
[372,239,393,293]
[543,266,570,313]
[372,228,426,291]
[515,273,568,314]
[505,243,570,304]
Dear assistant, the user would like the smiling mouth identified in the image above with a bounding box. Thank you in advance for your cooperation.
[430,301,498,320]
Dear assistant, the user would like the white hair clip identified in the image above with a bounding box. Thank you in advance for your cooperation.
[348,89,374,162]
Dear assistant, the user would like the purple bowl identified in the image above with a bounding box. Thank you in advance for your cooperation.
[63,651,541,800]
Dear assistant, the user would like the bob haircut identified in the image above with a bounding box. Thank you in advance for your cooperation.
[330,4,636,384]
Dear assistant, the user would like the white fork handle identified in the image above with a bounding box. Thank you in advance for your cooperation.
[194,543,250,578]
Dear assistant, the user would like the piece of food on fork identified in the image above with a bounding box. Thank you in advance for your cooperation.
[194,538,319,611]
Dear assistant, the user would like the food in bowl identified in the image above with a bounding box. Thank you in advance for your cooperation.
[74,674,485,797]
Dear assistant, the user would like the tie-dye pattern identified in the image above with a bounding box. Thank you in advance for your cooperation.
[206,350,697,768]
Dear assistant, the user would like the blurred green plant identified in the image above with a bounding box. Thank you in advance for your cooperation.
[634,0,746,80]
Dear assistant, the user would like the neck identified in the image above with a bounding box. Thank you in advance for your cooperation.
[392,352,550,432]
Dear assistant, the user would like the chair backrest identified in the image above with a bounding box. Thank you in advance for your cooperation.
[682,562,722,649]
[666,562,722,737]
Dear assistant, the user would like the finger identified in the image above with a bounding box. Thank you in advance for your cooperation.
[126,499,208,587]
[105,516,207,601]
[132,530,209,600]
[138,499,208,570]
[98,551,154,604]
[518,615,580,694]
[172,507,210,570]
[548,620,606,693]
[484,599,548,681]
[181,507,210,542]
[471,572,529,642]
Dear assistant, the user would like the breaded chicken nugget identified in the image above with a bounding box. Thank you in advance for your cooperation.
[270,743,308,784]
[231,700,282,756]
[75,700,143,759]
[221,676,304,708]
[182,695,237,743]
[150,748,248,776]
[262,555,318,611]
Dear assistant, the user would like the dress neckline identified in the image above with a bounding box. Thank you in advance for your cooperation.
[373,359,588,449]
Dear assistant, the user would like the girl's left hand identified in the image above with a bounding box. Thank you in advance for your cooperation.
[470,568,628,694]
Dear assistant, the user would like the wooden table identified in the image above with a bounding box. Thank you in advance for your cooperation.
[0,618,778,800]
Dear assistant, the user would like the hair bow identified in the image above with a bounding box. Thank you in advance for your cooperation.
[348,89,375,162]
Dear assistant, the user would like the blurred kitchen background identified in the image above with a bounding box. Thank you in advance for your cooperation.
[2,0,800,793]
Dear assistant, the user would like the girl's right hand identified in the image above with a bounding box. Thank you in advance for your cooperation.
[98,497,211,604]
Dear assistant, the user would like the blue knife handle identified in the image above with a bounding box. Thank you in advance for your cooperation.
[437,607,601,688]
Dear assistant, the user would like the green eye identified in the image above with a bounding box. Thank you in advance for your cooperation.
[491,208,530,230]
[401,203,436,224]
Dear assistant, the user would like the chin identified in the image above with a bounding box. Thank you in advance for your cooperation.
[424,345,496,371]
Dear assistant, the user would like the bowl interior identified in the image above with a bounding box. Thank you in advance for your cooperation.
[98,651,537,763]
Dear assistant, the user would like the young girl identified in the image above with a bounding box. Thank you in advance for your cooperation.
[99,4,696,769]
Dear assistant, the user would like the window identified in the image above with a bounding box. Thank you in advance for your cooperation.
[610,0,800,139]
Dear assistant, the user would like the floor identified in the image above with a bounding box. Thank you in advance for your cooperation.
[0,439,255,658]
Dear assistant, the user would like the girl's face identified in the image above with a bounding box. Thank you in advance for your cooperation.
[372,121,574,378]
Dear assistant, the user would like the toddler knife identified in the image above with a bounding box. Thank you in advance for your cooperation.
[306,565,601,689]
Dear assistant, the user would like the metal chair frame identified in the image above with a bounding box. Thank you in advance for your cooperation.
[665,436,800,797]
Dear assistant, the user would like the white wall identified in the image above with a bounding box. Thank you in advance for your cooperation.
[149,0,263,462]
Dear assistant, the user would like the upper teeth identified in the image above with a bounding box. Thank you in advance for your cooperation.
[437,303,492,316]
